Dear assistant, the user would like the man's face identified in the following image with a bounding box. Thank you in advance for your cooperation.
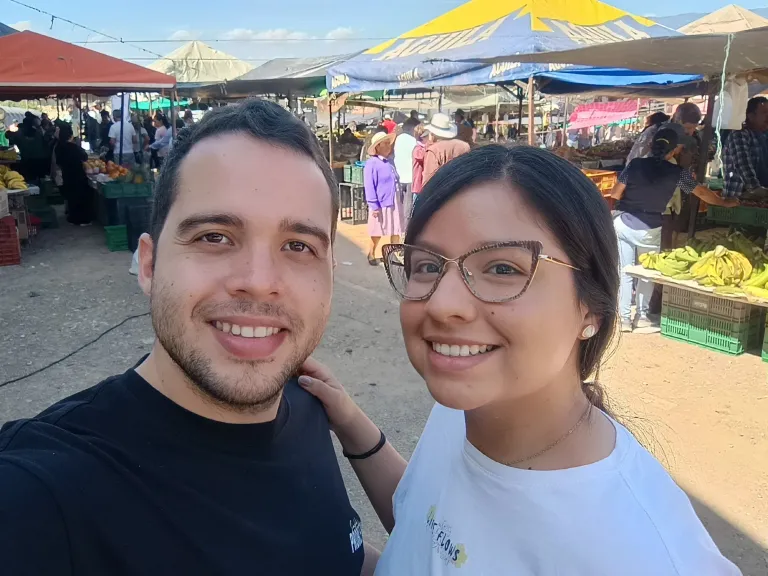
[138,133,334,410]
[749,103,768,132]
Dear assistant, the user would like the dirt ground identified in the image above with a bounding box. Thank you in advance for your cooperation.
[1,219,767,574]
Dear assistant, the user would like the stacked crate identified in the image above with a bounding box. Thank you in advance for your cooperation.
[0,214,21,266]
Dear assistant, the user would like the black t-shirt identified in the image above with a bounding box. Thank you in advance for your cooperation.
[616,157,698,228]
[0,368,365,575]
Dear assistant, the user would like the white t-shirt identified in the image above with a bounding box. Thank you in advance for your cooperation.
[375,404,740,576]
[108,121,136,156]
[393,133,417,184]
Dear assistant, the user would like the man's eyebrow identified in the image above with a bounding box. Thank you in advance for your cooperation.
[176,213,245,235]
[279,218,331,249]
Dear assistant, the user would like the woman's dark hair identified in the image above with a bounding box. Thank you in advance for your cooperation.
[643,112,669,132]
[155,112,171,129]
[405,145,619,412]
[650,128,679,161]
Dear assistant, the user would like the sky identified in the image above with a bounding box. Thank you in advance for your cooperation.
[3,0,766,67]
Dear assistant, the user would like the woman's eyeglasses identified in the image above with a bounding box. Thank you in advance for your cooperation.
[381,241,579,303]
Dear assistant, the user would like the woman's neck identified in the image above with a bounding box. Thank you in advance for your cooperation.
[464,377,616,471]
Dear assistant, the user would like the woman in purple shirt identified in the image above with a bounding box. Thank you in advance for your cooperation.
[364,132,404,266]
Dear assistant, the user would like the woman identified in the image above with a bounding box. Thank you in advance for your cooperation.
[410,124,427,196]
[15,116,49,182]
[299,145,739,575]
[364,131,402,266]
[610,128,738,333]
[149,113,172,169]
[55,123,94,226]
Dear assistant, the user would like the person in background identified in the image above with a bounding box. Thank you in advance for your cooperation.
[411,124,427,197]
[364,132,402,266]
[423,113,470,185]
[723,96,768,200]
[381,114,397,135]
[643,112,670,132]
[627,102,701,163]
[133,115,150,165]
[394,120,418,222]
[99,110,113,153]
[454,109,475,145]
[54,123,94,226]
[299,145,741,576]
[15,115,48,182]
[183,109,195,127]
[149,113,172,169]
[108,108,137,167]
[84,109,100,152]
[404,110,420,129]
[144,114,157,146]
[611,129,738,333]
[339,127,361,146]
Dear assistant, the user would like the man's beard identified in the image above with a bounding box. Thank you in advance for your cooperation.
[150,280,325,414]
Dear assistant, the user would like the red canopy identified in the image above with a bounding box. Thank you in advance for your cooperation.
[0,31,175,98]
[568,100,644,131]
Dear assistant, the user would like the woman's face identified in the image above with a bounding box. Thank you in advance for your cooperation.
[400,181,591,411]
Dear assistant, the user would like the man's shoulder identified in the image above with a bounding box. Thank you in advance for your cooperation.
[0,372,127,453]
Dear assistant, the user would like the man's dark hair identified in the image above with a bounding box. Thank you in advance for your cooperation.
[455,109,465,120]
[746,96,768,116]
[150,99,339,258]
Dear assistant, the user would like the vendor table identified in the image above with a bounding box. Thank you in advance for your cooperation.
[625,264,768,310]
[338,183,368,225]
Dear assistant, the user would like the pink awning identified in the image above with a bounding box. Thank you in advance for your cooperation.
[568,100,642,130]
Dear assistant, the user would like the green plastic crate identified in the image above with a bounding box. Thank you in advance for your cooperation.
[708,205,768,227]
[121,183,153,198]
[104,225,129,251]
[100,182,125,199]
[661,303,763,356]
[343,165,352,183]
[662,285,753,322]
[351,165,364,185]
[29,205,59,228]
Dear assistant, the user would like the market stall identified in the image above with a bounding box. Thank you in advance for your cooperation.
[0,29,175,266]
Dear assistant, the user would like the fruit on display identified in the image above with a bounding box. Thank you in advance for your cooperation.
[0,149,18,161]
[638,230,768,300]
[105,161,130,180]
[84,159,106,175]
[0,166,27,190]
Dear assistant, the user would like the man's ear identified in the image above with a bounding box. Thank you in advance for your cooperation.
[137,233,155,297]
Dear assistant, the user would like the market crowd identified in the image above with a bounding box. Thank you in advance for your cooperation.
[0,98,742,576]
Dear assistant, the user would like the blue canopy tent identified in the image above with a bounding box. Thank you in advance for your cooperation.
[326,0,699,93]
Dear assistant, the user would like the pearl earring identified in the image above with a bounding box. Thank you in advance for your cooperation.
[581,325,597,339]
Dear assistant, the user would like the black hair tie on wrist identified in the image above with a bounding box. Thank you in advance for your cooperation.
[343,429,386,460]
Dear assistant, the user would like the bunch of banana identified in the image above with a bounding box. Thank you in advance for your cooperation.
[639,247,699,279]
[690,245,753,287]
[2,170,27,190]
[0,165,8,176]
[740,263,768,299]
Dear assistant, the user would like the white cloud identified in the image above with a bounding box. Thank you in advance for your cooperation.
[222,28,311,41]
[11,21,32,31]
[169,29,197,41]
[644,13,657,17]
[325,27,355,40]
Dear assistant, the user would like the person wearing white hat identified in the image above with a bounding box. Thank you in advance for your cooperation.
[423,112,470,186]
[364,131,403,265]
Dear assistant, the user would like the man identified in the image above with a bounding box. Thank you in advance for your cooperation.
[627,102,701,163]
[422,112,470,185]
[99,109,112,151]
[393,120,418,220]
[404,109,420,129]
[723,96,768,199]
[108,108,137,166]
[0,100,372,575]
[381,113,396,134]
[183,108,195,127]
[454,108,475,145]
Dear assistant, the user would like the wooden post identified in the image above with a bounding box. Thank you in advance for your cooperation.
[527,76,535,146]
[170,90,178,138]
[563,96,569,140]
[688,81,718,238]
[438,87,444,112]
[517,87,523,136]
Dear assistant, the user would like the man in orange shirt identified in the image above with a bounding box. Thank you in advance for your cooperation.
[422,113,471,185]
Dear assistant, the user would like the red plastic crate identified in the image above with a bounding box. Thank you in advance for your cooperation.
[0,216,21,266]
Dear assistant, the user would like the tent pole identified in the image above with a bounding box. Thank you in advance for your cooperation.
[328,96,334,164]
[527,76,535,146]
[517,87,523,136]
[438,87,444,113]
[688,81,718,239]
[118,94,125,165]
[494,84,501,143]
